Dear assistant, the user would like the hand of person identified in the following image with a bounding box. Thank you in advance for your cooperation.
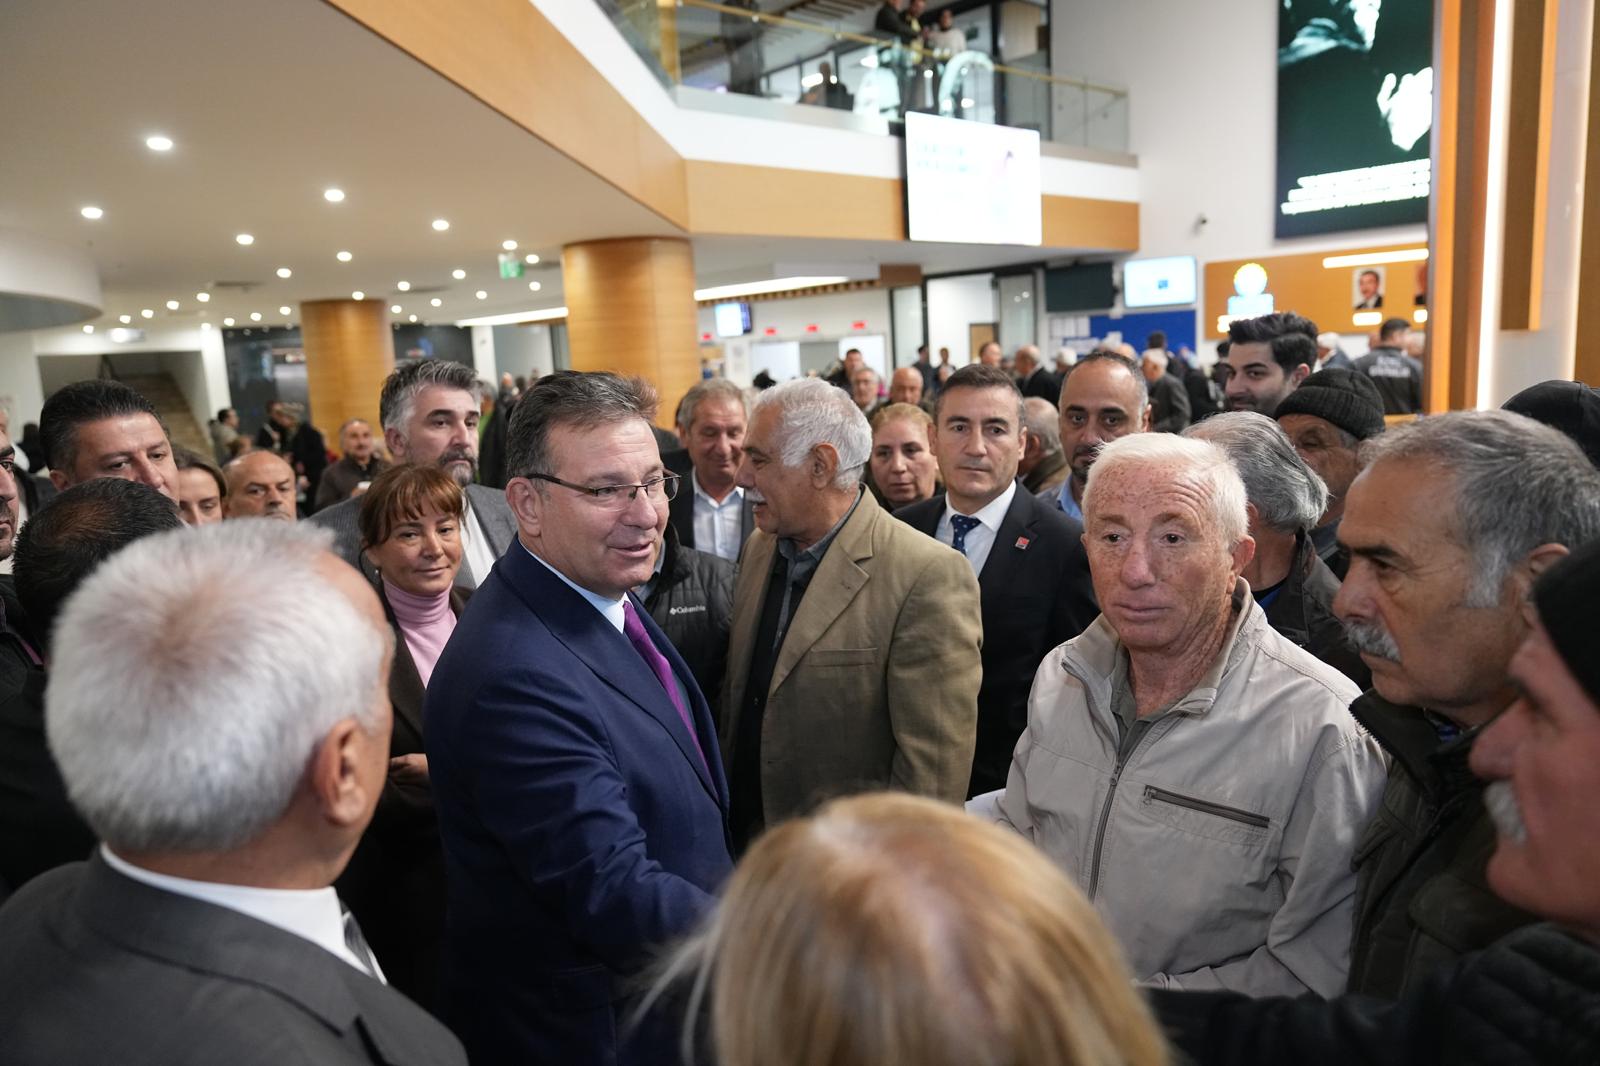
[1378,67,1433,151]
[389,753,429,784]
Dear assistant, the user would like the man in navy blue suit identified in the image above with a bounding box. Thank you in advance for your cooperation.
[425,371,733,1066]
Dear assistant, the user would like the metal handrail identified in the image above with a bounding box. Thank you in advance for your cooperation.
[677,0,1127,97]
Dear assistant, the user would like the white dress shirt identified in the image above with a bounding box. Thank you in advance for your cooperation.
[457,498,498,585]
[691,470,744,562]
[936,480,1017,576]
[100,845,383,981]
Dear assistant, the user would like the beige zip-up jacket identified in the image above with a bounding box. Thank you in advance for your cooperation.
[991,583,1387,997]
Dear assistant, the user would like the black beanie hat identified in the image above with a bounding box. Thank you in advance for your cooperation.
[1501,380,1600,470]
[1533,537,1600,707]
[1274,367,1386,440]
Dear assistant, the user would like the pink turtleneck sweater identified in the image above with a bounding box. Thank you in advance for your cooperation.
[383,578,457,688]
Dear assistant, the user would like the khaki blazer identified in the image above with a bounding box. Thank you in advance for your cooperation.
[721,490,982,825]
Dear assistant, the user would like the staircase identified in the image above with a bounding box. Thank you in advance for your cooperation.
[119,373,211,459]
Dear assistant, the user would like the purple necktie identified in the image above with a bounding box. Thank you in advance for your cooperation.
[622,600,709,775]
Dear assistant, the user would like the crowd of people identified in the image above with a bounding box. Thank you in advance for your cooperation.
[1,306,1598,1064]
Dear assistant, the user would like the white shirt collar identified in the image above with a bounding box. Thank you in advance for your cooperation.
[99,845,379,979]
[691,468,742,508]
[944,480,1017,532]
[520,538,627,633]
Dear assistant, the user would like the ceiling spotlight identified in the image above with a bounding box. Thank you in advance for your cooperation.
[408,314,418,323]
[80,206,104,220]
[390,304,402,314]
[397,280,411,292]
[524,254,540,265]
[276,267,292,279]
[528,281,542,292]
[200,322,213,332]
[323,188,345,203]
[140,308,154,319]
[145,135,174,152]
[430,297,442,307]
[431,219,450,232]
[165,300,179,311]
[278,305,291,315]
[119,314,131,324]
[336,250,353,262]
[351,291,365,301]
[451,269,465,280]
[82,324,95,334]
[236,233,255,246]
[249,312,262,322]
[475,290,487,300]
[224,317,236,326]
[196,291,211,302]
[501,240,518,251]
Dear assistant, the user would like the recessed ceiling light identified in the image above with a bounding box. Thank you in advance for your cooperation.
[146,135,174,152]
[196,291,211,302]
[431,219,450,232]
[451,269,466,280]
[408,314,418,323]
[224,317,236,326]
[336,250,353,262]
[119,314,131,324]
[80,206,104,220]
[430,297,443,307]
[276,267,292,279]
[200,322,213,332]
[528,281,542,292]
[390,304,402,314]
[397,280,411,292]
[249,312,262,322]
[524,254,540,265]
[165,300,179,311]
[352,291,365,301]
[235,233,255,246]
[82,324,95,334]
[475,290,487,300]
[501,240,518,251]
[323,188,345,203]
[278,305,291,315]
[140,308,154,319]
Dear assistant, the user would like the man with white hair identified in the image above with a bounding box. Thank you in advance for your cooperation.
[1186,413,1367,687]
[1017,396,1069,496]
[1013,344,1060,402]
[1140,348,1192,432]
[0,522,466,1064]
[722,378,982,852]
[985,433,1386,996]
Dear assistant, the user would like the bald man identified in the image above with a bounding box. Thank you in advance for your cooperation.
[888,366,927,409]
[224,451,297,521]
[1013,345,1061,402]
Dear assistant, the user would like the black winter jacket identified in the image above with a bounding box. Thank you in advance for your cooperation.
[643,525,735,725]
[1262,534,1369,689]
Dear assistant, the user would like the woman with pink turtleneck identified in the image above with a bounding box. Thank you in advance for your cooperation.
[336,464,470,1014]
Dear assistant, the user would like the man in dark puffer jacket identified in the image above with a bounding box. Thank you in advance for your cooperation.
[1151,539,1600,1066]
[641,523,735,727]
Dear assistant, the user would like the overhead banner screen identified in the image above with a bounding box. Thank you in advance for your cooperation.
[1276,0,1433,238]
[905,112,1041,246]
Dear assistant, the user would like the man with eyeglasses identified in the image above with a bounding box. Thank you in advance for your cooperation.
[425,371,732,1066]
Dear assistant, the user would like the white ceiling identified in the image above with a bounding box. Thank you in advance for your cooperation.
[1,0,1084,337]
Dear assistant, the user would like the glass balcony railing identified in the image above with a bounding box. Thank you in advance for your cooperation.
[596,0,1129,153]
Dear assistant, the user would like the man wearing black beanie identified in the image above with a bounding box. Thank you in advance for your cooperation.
[1276,367,1387,577]
[1501,379,1600,469]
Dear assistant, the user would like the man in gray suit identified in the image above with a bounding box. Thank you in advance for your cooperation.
[312,360,516,586]
[0,521,466,1065]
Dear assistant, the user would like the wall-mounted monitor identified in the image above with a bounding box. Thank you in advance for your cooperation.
[714,301,752,338]
[1122,256,1198,308]
[1044,262,1115,312]
[904,112,1041,246]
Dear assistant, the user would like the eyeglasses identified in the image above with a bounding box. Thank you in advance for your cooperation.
[527,472,681,506]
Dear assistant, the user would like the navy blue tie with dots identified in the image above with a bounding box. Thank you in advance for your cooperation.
[949,514,982,556]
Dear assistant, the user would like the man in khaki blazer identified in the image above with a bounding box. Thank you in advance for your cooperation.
[721,378,982,852]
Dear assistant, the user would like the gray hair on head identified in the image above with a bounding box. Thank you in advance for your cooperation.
[506,370,658,483]
[677,378,749,434]
[1084,433,1249,547]
[1362,410,1600,606]
[378,359,483,435]
[45,521,392,853]
[1186,412,1328,536]
[752,378,871,491]
[1021,397,1062,456]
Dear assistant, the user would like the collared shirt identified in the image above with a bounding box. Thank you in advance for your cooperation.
[691,470,745,562]
[770,487,863,651]
[458,498,498,585]
[100,845,383,981]
[521,539,626,633]
[937,481,1016,575]
[1055,476,1084,523]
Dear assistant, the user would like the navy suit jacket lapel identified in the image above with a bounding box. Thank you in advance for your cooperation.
[976,485,1036,600]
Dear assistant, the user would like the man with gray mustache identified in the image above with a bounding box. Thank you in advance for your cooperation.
[1330,410,1600,996]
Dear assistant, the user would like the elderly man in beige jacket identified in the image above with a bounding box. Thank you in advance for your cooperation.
[978,433,1386,998]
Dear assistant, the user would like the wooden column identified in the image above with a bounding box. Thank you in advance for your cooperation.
[561,237,699,430]
[1500,0,1559,331]
[300,299,395,444]
[1575,0,1600,385]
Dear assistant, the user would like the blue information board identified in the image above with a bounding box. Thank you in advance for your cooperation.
[1088,309,1198,354]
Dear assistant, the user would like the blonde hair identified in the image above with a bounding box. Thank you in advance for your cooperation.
[652,794,1170,1066]
[869,401,933,436]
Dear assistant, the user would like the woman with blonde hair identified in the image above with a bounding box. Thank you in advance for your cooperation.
[653,793,1170,1066]
[868,402,940,509]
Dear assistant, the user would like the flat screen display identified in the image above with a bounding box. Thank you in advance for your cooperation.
[714,301,751,338]
[1276,0,1433,237]
[904,111,1041,246]
[1122,256,1198,308]
[1044,263,1115,313]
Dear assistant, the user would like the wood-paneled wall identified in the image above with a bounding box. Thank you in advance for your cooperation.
[301,299,396,444]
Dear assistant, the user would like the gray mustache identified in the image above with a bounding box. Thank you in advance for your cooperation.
[1345,619,1400,662]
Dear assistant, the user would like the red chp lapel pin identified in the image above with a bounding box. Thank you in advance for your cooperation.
[1015,536,1031,550]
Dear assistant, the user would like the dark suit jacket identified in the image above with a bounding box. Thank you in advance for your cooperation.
[310,483,517,587]
[336,584,472,1014]
[425,539,732,1066]
[1018,367,1063,403]
[662,448,755,556]
[0,670,94,899]
[896,485,1098,796]
[0,855,466,1065]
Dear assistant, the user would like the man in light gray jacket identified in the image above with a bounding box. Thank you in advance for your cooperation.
[980,432,1386,997]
